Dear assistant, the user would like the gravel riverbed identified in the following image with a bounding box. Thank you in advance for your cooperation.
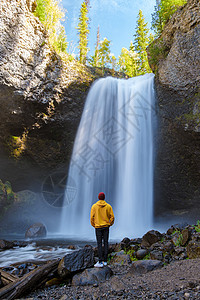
[20,259,200,300]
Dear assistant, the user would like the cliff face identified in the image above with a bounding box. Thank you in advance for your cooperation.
[0,0,93,190]
[147,0,200,219]
[0,0,126,193]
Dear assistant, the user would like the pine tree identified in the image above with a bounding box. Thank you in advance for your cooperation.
[118,42,139,77]
[98,38,112,69]
[35,0,67,53]
[134,10,152,75]
[77,1,89,64]
[152,0,187,35]
[89,26,100,67]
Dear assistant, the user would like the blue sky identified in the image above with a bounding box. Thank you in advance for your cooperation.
[62,0,156,58]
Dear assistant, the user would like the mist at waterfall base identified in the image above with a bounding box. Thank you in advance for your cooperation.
[60,73,156,240]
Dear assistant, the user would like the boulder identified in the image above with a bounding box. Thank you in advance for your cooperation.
[120,237,131,250]
[25,223,47,238]
[181,229,191,246]
[58,246,94,278]
[129,260,163,275]
[141,230,162,248]
[72,266,113,286]
[187,236,200,259]
[136,249,148,260]
[150,250,163,261]
[0,240,14,250]
[162,241,174,254]
[111,250,131,265]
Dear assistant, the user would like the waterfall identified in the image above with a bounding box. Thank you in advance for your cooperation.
[60,73,156,240]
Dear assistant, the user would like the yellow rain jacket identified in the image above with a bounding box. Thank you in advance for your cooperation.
[90,200,115,228]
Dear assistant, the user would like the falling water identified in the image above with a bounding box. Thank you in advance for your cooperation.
[60,73,156,240]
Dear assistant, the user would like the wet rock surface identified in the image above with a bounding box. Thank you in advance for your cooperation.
[25,223,47,239]
[58,247,94,278]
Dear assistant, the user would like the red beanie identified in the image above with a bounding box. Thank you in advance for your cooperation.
[98,192,105,200]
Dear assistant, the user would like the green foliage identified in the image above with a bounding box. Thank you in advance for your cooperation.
[134,10,152,75]
[195,220,200,233]
[98,38,112,69]
[0,180,16,219]
[4,181,15,205]
[118,41,139,77]
[143,253,150,260]
[34,0,67,53]
[125,249,137,261]
[172,230,183,246]
[147,38,169,72]
[77,1,89,64]
[89,26,100,67]
[90,37,112,72]
[152,0,187,36]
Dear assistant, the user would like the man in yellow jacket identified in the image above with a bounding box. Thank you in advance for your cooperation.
[90,192,114,267]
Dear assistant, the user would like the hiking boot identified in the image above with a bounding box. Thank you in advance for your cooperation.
[94,261,104,268]
[103,261,107,266]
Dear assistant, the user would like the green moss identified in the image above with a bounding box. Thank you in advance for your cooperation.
[172,230,184,246]
[143,253,150,260]
[0,180,17,220]
[148,38,170,73]
[195,220,200,233]
[5,181,15,205]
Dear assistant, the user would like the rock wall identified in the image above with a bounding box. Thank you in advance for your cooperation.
[147,0,200,220]
[0,0,93,191]
[0,0,126,194]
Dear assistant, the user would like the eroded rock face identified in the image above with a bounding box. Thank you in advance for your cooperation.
[147,0,200,219]
[148,0,200,95]
[0,0,92,190]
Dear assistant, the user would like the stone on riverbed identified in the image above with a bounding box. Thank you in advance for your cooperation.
[141,230,163,248]
[58,246,94,278]
[25,223,47,238]
[129,260,163,275]
[72,266,113,286]
[0,240,14,250]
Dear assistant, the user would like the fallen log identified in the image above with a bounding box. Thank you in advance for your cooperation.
[0,270,18,286]
[0,259,60,300]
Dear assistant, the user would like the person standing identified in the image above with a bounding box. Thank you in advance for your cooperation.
[90,192,114,267]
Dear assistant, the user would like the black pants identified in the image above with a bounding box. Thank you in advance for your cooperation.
[95,227,109,263]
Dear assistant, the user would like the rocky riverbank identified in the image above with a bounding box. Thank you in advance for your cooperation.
[0,222,200,299]
[24,259,200,299]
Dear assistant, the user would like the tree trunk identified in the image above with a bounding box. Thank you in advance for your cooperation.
[0,270,18,286]
[0,259,60,300]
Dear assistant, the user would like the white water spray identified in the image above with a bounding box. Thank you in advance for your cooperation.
[60,73,156,240]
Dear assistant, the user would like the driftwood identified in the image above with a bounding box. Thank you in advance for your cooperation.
[0,270,18,286]
[0,259,60,300]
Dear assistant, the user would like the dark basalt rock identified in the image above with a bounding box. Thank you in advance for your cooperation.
[129,260,163,275]
[72,266,113,286]
[141,230,163,248]
[58,246,94,278]
[25,222,47,238]
[0,239,14,250]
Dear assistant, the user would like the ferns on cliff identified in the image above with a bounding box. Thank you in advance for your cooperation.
[34,0,68,53]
